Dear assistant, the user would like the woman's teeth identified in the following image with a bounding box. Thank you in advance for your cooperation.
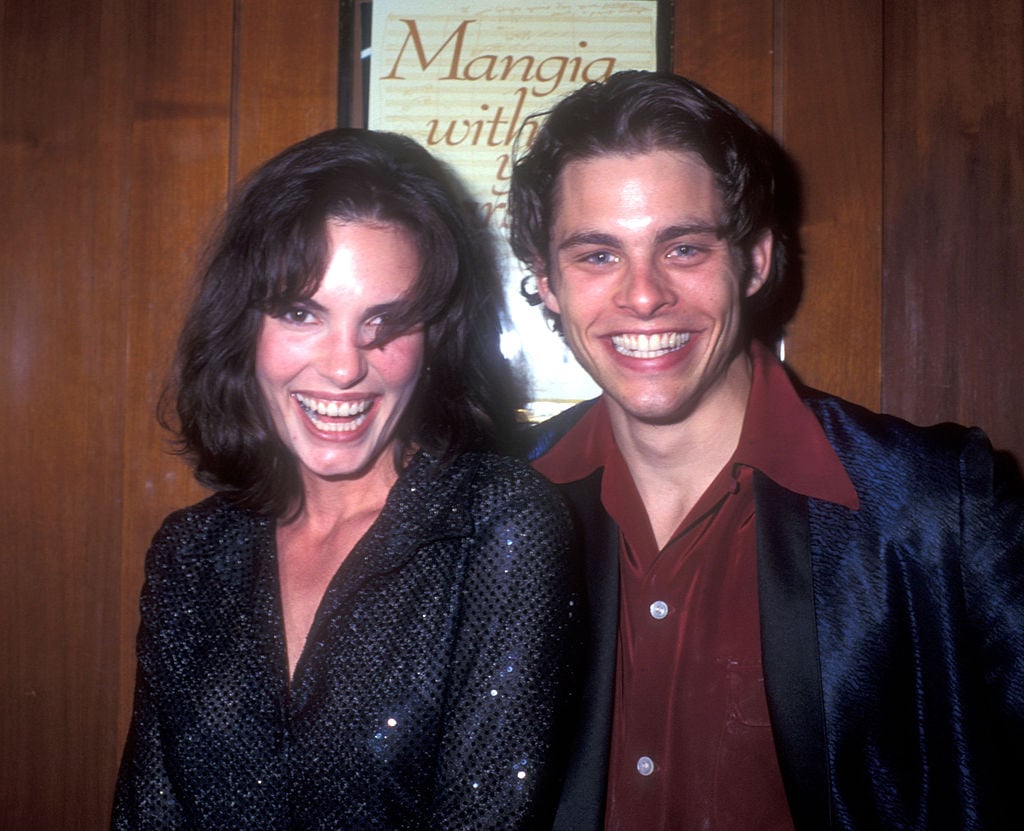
[294,394,371,432]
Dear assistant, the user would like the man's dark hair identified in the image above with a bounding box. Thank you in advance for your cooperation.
[163,128,521,517]
[508,70,802,341]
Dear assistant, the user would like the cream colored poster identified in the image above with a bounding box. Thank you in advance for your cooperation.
[369,0,659,413]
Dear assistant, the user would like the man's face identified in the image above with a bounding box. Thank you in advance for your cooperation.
[537,150,771,429]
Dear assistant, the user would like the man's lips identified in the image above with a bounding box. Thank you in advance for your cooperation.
[610,331,691,358]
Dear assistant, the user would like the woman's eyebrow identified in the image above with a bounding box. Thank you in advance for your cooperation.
[292,297,327,312]
[364,299,406,317]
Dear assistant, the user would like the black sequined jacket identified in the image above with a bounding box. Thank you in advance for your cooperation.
[113,451,579,830]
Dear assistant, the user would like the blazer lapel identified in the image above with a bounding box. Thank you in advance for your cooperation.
[552,469,619,831]
[755,472,832,829]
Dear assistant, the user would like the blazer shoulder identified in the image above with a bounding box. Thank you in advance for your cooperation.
[514,399,600,462]
[801,388,1000,478]
[153,491,262,540]
[145,492,269,576]
[799,389,1023,535]
[452,450,574,537]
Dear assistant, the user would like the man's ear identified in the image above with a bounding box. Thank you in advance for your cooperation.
[534,263,562,314]
[745,231,773,297]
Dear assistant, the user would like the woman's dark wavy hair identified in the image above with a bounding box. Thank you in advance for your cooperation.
[163,128,522,517]
[508,70,802,342]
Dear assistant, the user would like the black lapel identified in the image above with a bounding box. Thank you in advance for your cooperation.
[552,468,619,831]
[754,471,832,829]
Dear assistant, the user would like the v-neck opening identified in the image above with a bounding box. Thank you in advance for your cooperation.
[279,451,438,694]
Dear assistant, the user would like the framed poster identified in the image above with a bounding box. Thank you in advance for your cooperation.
[352,1,662,418]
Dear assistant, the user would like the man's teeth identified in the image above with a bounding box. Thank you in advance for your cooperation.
[294,394,371,432]
[612,332,690,358]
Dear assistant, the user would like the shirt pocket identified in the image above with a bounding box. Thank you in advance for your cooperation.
[723,657,772,728]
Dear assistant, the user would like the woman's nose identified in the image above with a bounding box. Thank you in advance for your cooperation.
[316,328,367,387]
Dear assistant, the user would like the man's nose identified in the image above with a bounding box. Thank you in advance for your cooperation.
[615,260,676,317]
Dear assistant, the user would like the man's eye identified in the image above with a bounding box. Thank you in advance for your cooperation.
[582,250,618,266]
[667,243,710,262]
[669,244,697,258]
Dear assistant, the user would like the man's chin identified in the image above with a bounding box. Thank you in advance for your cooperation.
[606,391,701,428]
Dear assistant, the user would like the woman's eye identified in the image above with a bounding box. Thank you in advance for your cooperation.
[280,307,316,325]
[359,314,392,347]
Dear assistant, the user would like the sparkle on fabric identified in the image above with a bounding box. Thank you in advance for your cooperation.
[113,451,579,829]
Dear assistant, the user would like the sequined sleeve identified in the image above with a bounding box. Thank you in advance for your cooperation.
[112,508,199,829]
[425,458,579,829]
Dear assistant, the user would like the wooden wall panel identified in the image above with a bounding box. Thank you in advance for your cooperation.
[233,0,340,179]
[774,0,883,409]
[116,0,236,745]
[674,1,883,411]
[0,1,132,825]
[2,1,340,827]
[883,0,1024,462]
[671,0,775,129]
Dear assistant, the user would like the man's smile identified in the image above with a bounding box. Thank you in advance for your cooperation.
[611,331,691,359]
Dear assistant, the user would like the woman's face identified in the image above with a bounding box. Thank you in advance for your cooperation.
[255,220,425,486]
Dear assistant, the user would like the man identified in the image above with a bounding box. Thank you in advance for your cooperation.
[508,70,1023,830]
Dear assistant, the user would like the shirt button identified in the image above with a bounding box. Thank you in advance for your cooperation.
[649,600,669,619]
[636,755,655,776]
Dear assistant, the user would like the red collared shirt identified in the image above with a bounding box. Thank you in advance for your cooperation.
[535,342,858,830]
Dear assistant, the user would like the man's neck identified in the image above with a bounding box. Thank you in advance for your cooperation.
[607,355,754,548]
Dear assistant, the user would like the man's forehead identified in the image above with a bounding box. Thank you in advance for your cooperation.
[549,149,724,236]
[559,147,713,184]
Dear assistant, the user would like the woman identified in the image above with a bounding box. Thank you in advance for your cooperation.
[113,129,578,829]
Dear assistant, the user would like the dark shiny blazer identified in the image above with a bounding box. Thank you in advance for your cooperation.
[526,391,1024,831]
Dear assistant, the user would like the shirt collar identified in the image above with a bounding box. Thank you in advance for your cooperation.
[740,341,859,509]
[533,341,859,510]
[532,396,617,484]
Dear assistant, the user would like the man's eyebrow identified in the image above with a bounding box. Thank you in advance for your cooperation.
[655,223,725,244]
[556,230,622,251]
[557,223,726,253]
